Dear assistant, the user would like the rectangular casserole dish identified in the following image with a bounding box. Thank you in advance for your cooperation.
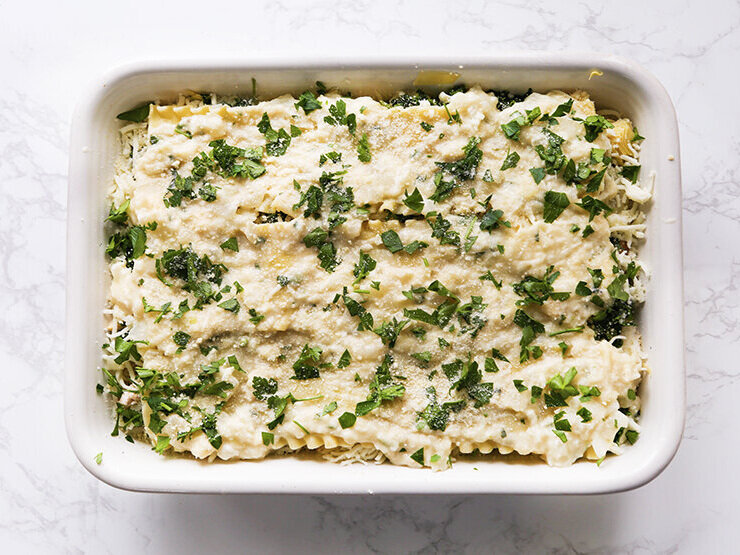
[65,54,684,494]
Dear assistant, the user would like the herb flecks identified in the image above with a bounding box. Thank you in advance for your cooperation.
[355,355,405,417]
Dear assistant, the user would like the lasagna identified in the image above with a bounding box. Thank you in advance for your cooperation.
[101,84,650,469]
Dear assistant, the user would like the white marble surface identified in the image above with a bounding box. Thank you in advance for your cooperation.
[1,0,738,552]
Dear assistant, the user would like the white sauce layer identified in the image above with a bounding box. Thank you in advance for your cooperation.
[104,87,649,469]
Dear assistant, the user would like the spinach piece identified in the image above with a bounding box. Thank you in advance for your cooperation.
[587,299,635,347]
[116,103,151,122]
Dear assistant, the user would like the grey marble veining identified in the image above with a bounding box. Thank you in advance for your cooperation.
[1,0,739,552]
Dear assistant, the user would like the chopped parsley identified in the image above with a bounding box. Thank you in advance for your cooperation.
[294,170,355,228]
[533,129,567,178]
[542,191,570,223]
[442,357,493,408]
[220,237,239,252]
[501,115,527,141]
[154,435,171,453]
[435,136,482,181]
[479,271,502,289]
[513,265,570,306]
[380,230,404,253]
[485,348,509,373]
[337,349,352,368]
[342,288,374,331]
[500,150,520,170]
[319,151,342,165]
[429,172,457,203]
[303,227,340,272]
[106,199,130,225]
[319,401,338,416]
[291,344,324,380]
[553,411,571,442]
[513,309,545,362]
[355,354,405,416]
[530,385,543,403]
[529,167,546,184]
[353,251,376,283]
[380,230,428,254]
[403,188,425,212]
[248,308,265,325]
[373,317,409,348]
[577,195,612,221]
[218,298,240,313]
[258,113,292,156]
[411,351,432,367]
[479,205,511,233]
[295,90,322,113]
[155,247,227,307]
[583,115,614,142]
[357,133,372,162]
[105,221,156,269]
[324,99,357,134]
[417,387,464,432]
[579,384,601,402]
[551,98,573,117]
[172,331,191,353]
[252,376,278,400]
[426,212,461,246]
[207,139,265,179]
[606,274,629,301]
[544,367,578,407]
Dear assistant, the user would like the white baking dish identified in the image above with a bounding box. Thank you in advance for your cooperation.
[65,54,684,494]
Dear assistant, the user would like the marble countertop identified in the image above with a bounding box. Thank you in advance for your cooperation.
[1,0,738,552]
